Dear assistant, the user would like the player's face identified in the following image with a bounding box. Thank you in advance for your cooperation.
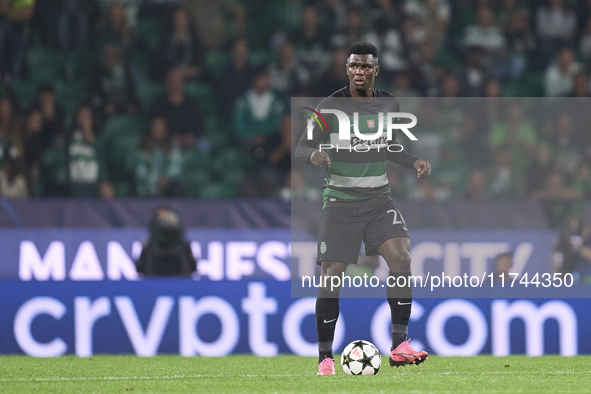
[346,54,379,93]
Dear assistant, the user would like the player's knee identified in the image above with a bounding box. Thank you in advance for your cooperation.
[387,252,411,272]
[320,261,347,292]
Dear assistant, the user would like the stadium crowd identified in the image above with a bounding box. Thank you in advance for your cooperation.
[0,0,590,213]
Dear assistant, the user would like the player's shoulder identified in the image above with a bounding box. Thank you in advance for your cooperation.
[375,89,400,110]
[317,87,400,109]
[329,86,351,98]
[375,89,394,98]
[315,86,349,109]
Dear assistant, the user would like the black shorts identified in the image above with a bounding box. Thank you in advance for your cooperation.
[317,195,409,265]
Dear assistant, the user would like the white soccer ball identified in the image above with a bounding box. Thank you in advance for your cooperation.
[340,340,381,375]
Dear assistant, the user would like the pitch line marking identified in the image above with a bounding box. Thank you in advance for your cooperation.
[0,370,587,383]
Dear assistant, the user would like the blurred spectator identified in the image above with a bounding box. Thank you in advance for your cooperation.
[408,41,442,97]
[238,115,292,198]
[321,0,347,34]
[497,0,519,30]
[91,44,137,119]
[532,170,583,228]
[221,38,254,117]
[95,2,131,48]
[0,145,27,198]
[403,0,450,52]
[233,69,286,152]
[99,180,115,199]
[453,114,488,168]
[292,5,330,77]
[0,0,34,78]
[1,0,589,203]
[185,0,245,49]
[458,46,487,97]
[58,0,90,53]
[29,84,65,137]
[67,105,102,197]
[544,47,580,96]
[579,17,591,59]
[438,74,459,97]
[536,0,576,53]
[400,16,427,65]
[555,216,591,279]
[504,7,535,79]
[432,141,469,198]
[493,252,513,283]
[463,169,489,200]
[552,112,582,177]
[391,72,420,97]
[463,5,507,73]
[481,79,503,134]
[265,0,305,50]
[409,178,449,200]
[280,168,321,201]
[23,108,66,195]
[265,114,292,187]
[331,6,376,50]
[486,144,526,199]
[152,7,205,82]
[526,143,554,194]
[372,23,407,77]
[571,162,591,198]
[309,48,349,96]
[136,117,183,197]
[531,170,582,201]
[0,97,23,156]
[484,79,501,97]
[136,207,196,277]
[489,102,537,169]
[409,101,442,164]
[368,0,399,33]
[98,0,141,28]
[32,0,59,48]
[23,109,54,169]
[150,67,203,149]
[571,72,590,97]
[0,69,15,100]
[268,43,309,96]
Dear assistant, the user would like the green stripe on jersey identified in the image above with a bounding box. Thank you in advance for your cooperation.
[328,160,386,178]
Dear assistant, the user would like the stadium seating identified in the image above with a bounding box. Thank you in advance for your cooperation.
[185,81,217,114]
[205,50,232,79]
[26,47,64,84]
[136,81,165,115]
[11,79,38,110]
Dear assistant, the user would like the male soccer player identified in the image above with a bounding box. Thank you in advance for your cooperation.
[295,42,432,375]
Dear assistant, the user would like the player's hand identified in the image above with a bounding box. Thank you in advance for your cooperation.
[414,160,431,178]
[311,150,331,167]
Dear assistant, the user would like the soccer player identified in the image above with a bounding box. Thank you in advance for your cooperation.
[295,42,432,375]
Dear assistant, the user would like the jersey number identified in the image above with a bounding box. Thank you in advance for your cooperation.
[387,209,408,230]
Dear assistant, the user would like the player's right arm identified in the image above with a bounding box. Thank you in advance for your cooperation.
[295,106,332,166]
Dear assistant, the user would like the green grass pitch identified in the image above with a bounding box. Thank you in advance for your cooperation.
[1,355,590,393]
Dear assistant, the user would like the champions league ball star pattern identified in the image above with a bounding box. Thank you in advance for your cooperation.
[341,340,381,375]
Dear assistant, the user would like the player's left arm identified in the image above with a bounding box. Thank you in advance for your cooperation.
[387,151,431,178]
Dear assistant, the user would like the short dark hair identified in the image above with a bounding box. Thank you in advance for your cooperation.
[347,42,378,58]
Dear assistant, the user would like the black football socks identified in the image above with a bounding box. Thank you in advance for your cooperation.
[387,271,412,349]
[316,287,339,363]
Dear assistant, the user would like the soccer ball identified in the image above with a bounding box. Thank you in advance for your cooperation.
[341,340,381,375]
